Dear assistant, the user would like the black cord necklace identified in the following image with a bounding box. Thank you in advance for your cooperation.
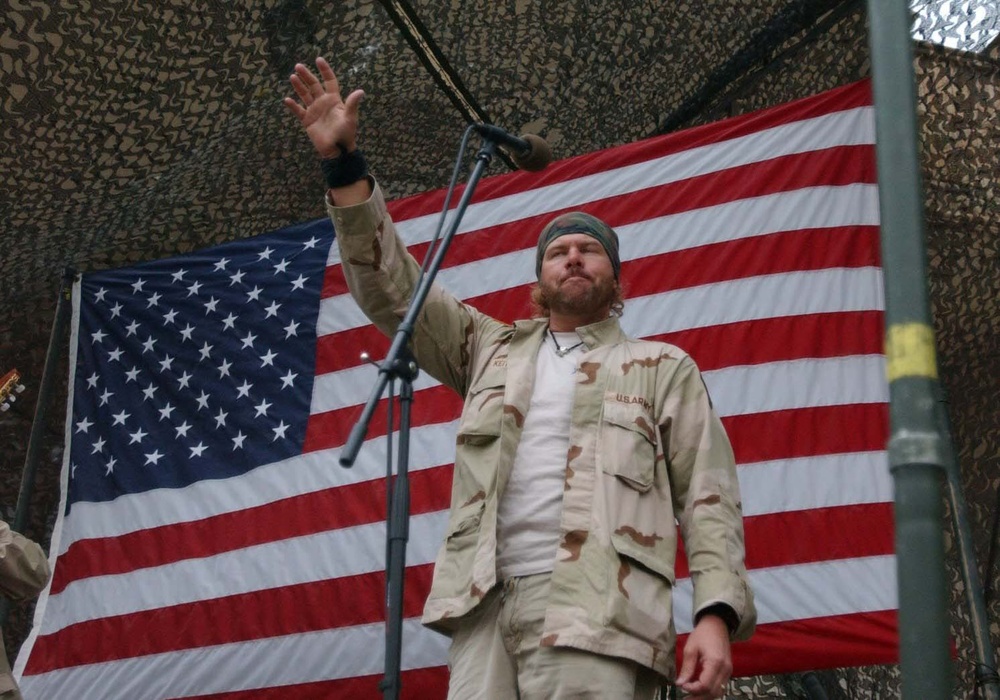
[548,327,584,357]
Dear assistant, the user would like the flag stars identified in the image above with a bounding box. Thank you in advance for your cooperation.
[284,320,300,339]
[190,442,208,458]
[177,371,193,390]
[125,367,141,383]
[91,437,106,455]
[264,301,281,318]
[217,358,233,378]
[98,389,113,406]
[258,246,274,261]
[171,269,187,283]
[142,336,158,354]
[260,349,278,367]
[76,417,93,434]
[109,302,123,319]
[235,380,253,399]
[240,332,257,349]
[195,391,210,411]
[273,421,290,441]
[187,281,203,297]
[222,313,238,331]
[214,257,230,271]
[107,347,124,363]
[129,427,148,445]
[86,372,99,389]
[273,258,290,274]
[229,269,246,286]
[95,287,108,302]
[204,297,220,314]
[175,421,192,438]
[163,308,178,325]
[126,320,141,337]
[280,370,297,390]
[146,292,162,308]
[104,457,117,476]
[214,409,228,429]
[159,355,175,373]
[112,410,130,426]
[254,399,271,418]
[199,343,213,361]
[91,329,108,344]
[290,275,307,292]
[303,236,319,249]
[247,286,263,302]
[179,324,196,342]
[144,450,164,466]
[131,278,146,294]
[232,432,247,450]
[158,403,176,422]
[142,384,158,402]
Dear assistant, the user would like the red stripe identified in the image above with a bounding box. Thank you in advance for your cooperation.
[724,403,888,465]
[50,465,454,594]
[28,564,436,673]
[321,143,877,298]
[675,502,894,579]
[178,668,449,700]
[382,80,872,222]
[723,609,898,676]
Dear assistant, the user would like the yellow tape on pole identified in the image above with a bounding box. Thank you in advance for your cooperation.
[885,323,939,382]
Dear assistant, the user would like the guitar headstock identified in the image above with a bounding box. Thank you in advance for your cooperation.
[0,369,26,412]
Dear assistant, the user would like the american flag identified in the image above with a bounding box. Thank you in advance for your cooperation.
[17,79,894,698]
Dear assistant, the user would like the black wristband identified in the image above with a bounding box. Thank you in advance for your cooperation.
[321,149,369,189]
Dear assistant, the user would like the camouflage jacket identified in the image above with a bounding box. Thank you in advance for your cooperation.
[328,182,755,678]
[1,520,51,698]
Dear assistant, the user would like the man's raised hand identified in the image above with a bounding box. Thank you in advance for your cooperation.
[283,57,365,159]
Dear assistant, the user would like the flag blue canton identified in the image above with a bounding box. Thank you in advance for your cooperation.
[67,220,334,510]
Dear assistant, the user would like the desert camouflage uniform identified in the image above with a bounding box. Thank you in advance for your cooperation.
[328,181,755,679]
[1,520,51,699]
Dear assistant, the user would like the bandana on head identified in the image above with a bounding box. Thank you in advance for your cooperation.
[535,212,621,280]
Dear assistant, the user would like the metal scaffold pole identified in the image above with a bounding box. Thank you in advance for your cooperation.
[865,1,953,697]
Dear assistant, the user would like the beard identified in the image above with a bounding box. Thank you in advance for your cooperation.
[537,271,617,319]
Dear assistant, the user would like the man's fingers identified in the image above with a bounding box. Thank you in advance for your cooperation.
[289,72,315,107]
[282,96,306,120]
[293,62,325,99]
[316,57,340,97]
[343,89,365,119]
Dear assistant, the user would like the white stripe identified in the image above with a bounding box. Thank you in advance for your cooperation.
[43,510,450,634]
[703,355,888,417]
[622,266,884,336]
[313,338,884,418]
[317,184,881,335]
[674,554,897,633]
[22,554,894,699]
[383,107,876,248]
[55,420,459,554]
[740,451,892,516]
[19,618,449,700]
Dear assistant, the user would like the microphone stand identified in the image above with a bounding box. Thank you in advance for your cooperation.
[339,134,502,700]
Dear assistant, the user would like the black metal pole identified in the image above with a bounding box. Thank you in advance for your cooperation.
[338,138,499,700]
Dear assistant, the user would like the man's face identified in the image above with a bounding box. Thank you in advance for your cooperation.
[537,232,617,319]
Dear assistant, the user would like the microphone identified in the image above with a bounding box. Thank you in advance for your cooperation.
[473,124,552,172]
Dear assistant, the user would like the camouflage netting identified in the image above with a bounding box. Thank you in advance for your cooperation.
[1,1,997,696]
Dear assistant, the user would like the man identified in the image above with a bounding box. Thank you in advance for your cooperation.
[285,57,755,699]
[0,519,51,700]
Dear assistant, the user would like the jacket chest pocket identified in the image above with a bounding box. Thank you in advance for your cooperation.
[456,376,506,447]
[598,400,658,491]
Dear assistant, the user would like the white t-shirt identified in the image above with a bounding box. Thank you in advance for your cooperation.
[495,330,584,579]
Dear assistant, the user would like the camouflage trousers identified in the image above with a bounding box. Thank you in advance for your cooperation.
[446,572,663,700]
